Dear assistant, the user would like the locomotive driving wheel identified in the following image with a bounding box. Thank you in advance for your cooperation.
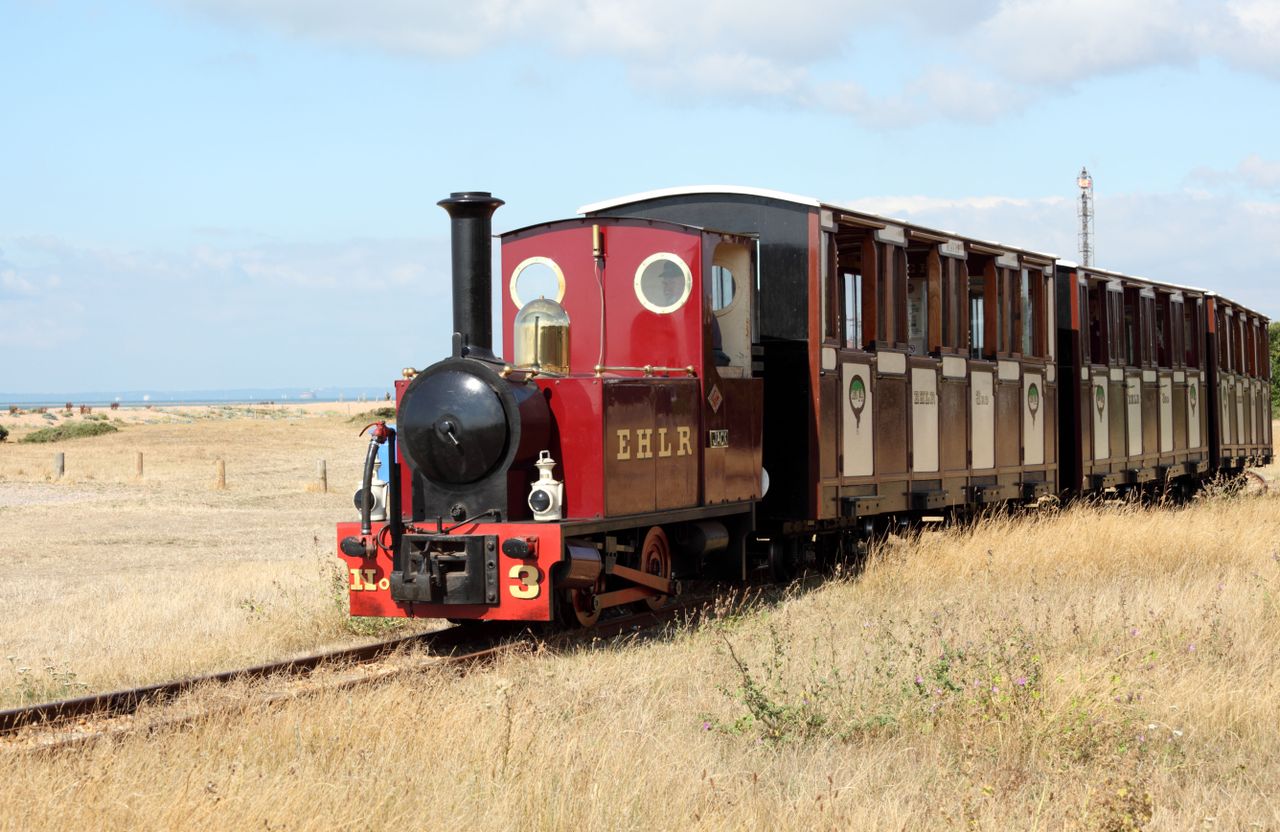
[639,526,672,610]
[558,575,603,628]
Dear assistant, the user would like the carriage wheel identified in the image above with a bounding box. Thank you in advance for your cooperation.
[639,526,672,611]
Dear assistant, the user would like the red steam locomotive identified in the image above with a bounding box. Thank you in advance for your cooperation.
[337,188,1273,627]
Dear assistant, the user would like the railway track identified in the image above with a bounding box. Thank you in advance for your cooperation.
[0,598,709,753]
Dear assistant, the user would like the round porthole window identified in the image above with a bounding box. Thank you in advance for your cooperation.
[634,253,692,315]
[509,256,565,308]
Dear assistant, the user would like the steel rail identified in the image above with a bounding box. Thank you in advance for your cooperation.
[0,625,476,735]
[1,595,714,745]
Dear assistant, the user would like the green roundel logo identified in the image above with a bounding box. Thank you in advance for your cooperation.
[849,374,867,428]
[1094,384,1106,416]
[1027,382,1040,417]
[849,376,867,413]
[1189,384,1198,411]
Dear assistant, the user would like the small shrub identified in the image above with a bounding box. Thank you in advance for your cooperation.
[0,423,8,442]
[5,658,89,704]
[19,421,120,443]
[349,406,396,423]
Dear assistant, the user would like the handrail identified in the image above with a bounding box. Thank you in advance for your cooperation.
[593,364,697,378]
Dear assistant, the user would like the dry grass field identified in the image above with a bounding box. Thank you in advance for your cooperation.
[0,410,1276,830]
[0,403,432,707]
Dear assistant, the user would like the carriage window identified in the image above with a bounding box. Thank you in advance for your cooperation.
[1246,320,1256,376]
[1155,294,1170,367]
[1241,319,1249,374]
[844,273,863,349]
[906,253,928,355]
[1141,295,1155,366]
[1239,317,1249,374]
[823,235,837,341]
[941,256,961,351]
[1184,301,1200,368]
[1218,310,1230,372]
[1230,315,1240,373]
[891,247,908,348]
[509,256,566,308]
[1122,289,1139,366]
[1235,316,1243,374]
[969,278,985,359]
[1254,322,1264,376]
[1262,323,1272,380]
[998,269,1015,354]
[1020,269,1034,356]
[1258,322,1269,379]
[1044,276,1055,359]
[634,253,692,314]
[1088,283,1106,364]
[1078,281,1091,364]
[1109,289,1125,366]
[1169,301,1183,368]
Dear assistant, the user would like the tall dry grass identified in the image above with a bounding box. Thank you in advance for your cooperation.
[1,441,1277,830]
[0,405,433,707]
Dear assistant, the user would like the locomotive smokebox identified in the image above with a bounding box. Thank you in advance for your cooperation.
[438,191,504,358]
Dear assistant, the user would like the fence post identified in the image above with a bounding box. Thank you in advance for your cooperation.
[214,459,226,490]
[53,452,65,480]
[316,459,328,493]
[135,451,144,478]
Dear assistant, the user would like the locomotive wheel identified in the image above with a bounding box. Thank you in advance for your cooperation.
[558,577,602,628]
[639,526,672,610]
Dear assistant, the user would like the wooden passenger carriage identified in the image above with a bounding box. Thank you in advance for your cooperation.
[1056,266,1272,496]
[1209,295,1273,470]
[1058,267,1213,494]
[583,187,1065,543]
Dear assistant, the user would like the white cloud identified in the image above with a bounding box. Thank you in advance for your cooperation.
[1237,154,1280,192]
[843,188,1278,317]
[1222,0,1280,78]
[976,0,1204,86]
[173,0,1280,125]
[1189,153,1280,195]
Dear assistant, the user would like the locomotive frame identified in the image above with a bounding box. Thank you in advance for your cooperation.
[337,187,1272,627]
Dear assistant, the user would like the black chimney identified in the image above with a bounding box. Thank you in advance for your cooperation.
[437,191,504,358]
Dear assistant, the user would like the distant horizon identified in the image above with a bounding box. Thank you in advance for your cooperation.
[0,385,394,406]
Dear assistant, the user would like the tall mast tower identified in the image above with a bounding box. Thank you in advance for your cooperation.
[1077,167,1094,266]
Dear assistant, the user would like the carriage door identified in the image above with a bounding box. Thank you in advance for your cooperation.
[828,224,876,479]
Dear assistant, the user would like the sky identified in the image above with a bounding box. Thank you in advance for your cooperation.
[1,0,1277,394]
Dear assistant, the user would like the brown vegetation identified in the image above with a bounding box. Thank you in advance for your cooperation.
[0,411,1276,829]
[0,403,434,707]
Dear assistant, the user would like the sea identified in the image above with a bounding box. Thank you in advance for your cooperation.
[0,387,393,408]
